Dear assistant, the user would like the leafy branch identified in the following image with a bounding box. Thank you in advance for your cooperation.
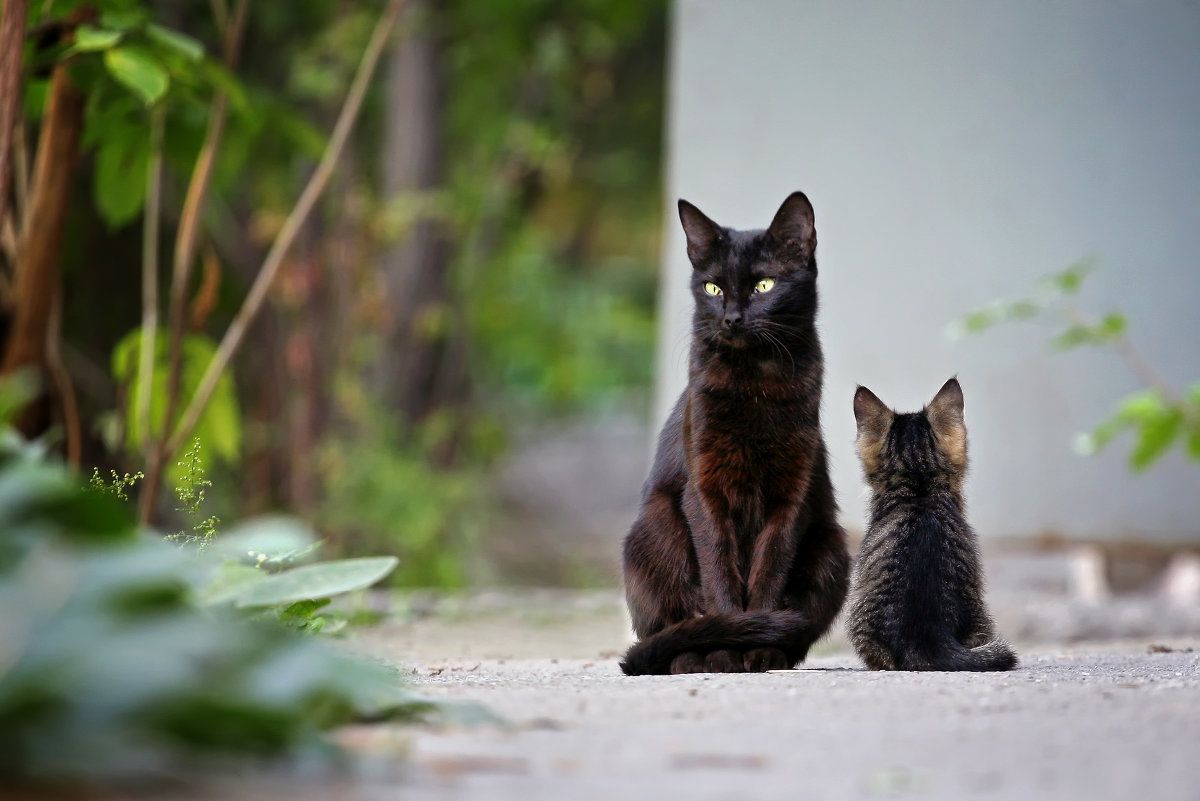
[948,260,1200,471]
[124,0,407,522]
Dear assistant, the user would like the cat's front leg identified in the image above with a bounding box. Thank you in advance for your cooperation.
[746,504,807,610]
[683,485,744,614]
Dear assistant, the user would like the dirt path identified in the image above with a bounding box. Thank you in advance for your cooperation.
[338,648,1196,801]
[170,590,1199,800]
[292,590,1199,801]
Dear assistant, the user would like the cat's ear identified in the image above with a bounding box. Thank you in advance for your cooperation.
[853,386,892,435]
[766,191,816,259]
[927,377,967,467]
[854,386,892,473]
[678,199,723,264]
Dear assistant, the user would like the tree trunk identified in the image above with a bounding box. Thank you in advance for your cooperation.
[0,0,28,235]
[378,0,466,436]
[2,18,87,437]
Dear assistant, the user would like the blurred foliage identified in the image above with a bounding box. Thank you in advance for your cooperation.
[0,425,453,785]
[469,226,656,412]
[111,331,243,488]
[13,0,666,586]
[443,0,663,414]
[316,411,482,589]
[949,261,1200,472]
[192,518,400,635]
[88,446,403,632]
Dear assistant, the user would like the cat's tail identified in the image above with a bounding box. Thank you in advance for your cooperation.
[619,610,816,676]
[910,638,1018,672]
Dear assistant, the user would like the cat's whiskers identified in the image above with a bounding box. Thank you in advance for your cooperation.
[754,328,795,376]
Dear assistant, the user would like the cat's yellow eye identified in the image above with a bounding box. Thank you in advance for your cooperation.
[755,277,776,293]
[704,282,723,296]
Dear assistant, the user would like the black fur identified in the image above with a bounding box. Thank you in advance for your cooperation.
[620,192,849,676]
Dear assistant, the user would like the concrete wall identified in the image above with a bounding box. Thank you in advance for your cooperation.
[657,1,1200,543]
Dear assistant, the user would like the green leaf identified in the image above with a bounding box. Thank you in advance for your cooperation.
[104,47,169,106]
[93,135,148,227]
[0,370,40,427]
[1116,389,1166,422]
[197,60,250,113]
[1187,382,1200,406]
[1047,258,1096,294]
[280,598,331,619]
[947,298,1043,340]
[1186,383,1200,461]
[1099,312,1127,338]
[278,598,333,634]
[145,24,204,62]
[193,562,266,605]
[111,329,243,481]
[1130,407,1183,471]
[100,8,150,32]
[235,557,399,608]
[1186,427,1200,461]
[1049,313,1126,351]
[70,26,123,53]
[210,516,318,564]
[1050,324,1096,351]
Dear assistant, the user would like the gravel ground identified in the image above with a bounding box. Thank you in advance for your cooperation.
[142,586,1200,801]
[336,647,1199,801]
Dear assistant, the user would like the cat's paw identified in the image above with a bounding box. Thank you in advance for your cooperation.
[704,649,745,673]
[669,652,706,674]
[743,647,790,672]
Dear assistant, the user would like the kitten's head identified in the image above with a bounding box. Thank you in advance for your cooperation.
[679,191,818,352]
[853,378,968,491]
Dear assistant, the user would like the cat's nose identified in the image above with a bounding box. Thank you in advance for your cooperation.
[722,311,743,329]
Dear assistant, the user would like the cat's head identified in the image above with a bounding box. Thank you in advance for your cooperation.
[853,378,968,491]
[678,191,818,351]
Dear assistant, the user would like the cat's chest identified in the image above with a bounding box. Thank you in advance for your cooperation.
[688,387,813,481]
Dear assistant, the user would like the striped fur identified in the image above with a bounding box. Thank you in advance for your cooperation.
[846,379,1017,672]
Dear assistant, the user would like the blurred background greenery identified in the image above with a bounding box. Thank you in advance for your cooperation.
[0,0,666,589]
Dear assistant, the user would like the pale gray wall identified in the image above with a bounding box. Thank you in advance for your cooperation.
[658,0,1200,543]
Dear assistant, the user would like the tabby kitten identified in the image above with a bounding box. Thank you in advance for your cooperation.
[620,192,849,676]
[847,378,1016,671]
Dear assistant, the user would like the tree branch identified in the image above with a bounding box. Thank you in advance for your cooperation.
[0,0,29,235]
[46,288,80,466]
[159,0,247,438]
[167,0,408,456]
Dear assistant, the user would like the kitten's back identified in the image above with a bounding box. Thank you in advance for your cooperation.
[847,379,1016,672]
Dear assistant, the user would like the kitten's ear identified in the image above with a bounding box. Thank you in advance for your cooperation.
[766,191,816,259]
[853,386,892,435]
[854,386,892,473]
[927,377,967,466]
[678,199,723,264]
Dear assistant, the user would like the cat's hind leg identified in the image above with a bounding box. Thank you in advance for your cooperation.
[622,489,703,639]
[851,634,898,671]
[782,517,851,664]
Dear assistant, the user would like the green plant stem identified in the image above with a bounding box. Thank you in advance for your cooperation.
[166,0,409,457]
[1063,305,1192,417]
[142,0,248,524]
[136,106,165,457]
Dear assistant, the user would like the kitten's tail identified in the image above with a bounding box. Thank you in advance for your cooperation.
[911,638,1018,672]
[619,610,816,676]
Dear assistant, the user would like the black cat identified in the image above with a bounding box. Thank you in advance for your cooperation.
[620,192,849,676]
[847,378,1017,671]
